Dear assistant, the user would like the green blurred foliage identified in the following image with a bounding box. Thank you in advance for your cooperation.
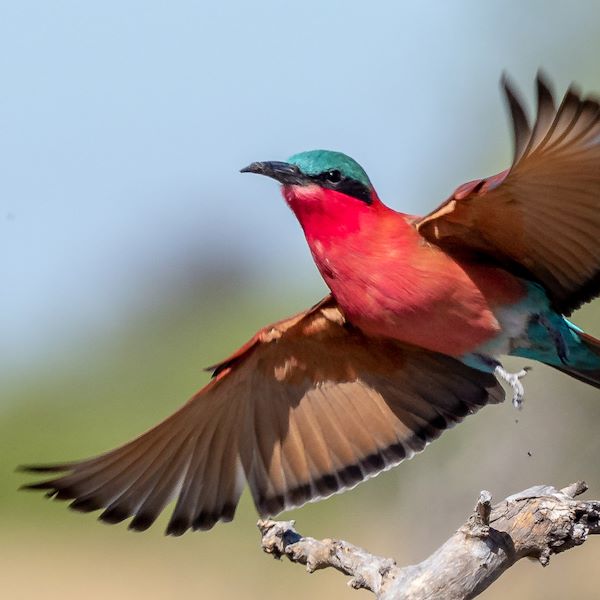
[3,275,600,599]
[6,2,600,596]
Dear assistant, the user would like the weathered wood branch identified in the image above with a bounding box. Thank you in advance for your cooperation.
[258,481,600,599]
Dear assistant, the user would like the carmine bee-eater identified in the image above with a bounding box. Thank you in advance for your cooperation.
[22,74,600,536]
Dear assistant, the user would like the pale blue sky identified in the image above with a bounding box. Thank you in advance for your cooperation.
[3,1,600,372]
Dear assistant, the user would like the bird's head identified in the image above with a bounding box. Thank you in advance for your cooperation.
[241,150,382,239]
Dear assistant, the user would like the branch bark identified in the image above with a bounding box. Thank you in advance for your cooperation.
[258,481,600,599]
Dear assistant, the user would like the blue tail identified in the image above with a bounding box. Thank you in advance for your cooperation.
[547,330,600,389]
[511,316,600,388]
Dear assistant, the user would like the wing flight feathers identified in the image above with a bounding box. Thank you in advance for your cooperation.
[22,297,503,534]
[418,72,600,314]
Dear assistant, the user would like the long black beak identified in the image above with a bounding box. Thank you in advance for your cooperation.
[240,161,306,185]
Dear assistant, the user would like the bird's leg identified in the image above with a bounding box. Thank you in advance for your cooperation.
[494,364,531,409]
[470,354,531,409]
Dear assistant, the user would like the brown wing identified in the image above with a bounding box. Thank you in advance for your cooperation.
[21,296,504,535]
[416,72,600,315]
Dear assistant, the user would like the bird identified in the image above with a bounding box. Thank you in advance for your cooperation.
[21,72,600,536]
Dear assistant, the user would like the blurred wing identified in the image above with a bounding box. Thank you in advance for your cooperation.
[21,296,503,535]
[417,73,600,315]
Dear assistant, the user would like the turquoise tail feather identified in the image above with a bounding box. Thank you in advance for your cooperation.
[461,281,600,389]
[511,317,600,388]
[545,329,600,389]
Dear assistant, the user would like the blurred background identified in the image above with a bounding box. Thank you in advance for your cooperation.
[3,1,600,598]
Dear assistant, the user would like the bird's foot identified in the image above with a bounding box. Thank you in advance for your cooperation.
[494,365,531,409]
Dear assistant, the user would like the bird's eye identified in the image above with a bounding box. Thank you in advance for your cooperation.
[325,169,342,183]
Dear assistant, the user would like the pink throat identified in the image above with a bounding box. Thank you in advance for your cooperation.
[282,184,385,246]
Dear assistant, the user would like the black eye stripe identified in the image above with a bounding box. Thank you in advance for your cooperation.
[309,172,372,205]
[333,179,372,204]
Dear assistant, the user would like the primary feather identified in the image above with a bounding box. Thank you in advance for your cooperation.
[22,298,503,534]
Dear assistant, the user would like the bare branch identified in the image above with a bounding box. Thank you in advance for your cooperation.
[258,481,600,600]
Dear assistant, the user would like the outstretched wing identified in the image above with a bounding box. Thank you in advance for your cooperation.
[417,73,600,315]
[21,296,503,535]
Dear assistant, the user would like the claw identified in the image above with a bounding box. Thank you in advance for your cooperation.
[494,365,531,409]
